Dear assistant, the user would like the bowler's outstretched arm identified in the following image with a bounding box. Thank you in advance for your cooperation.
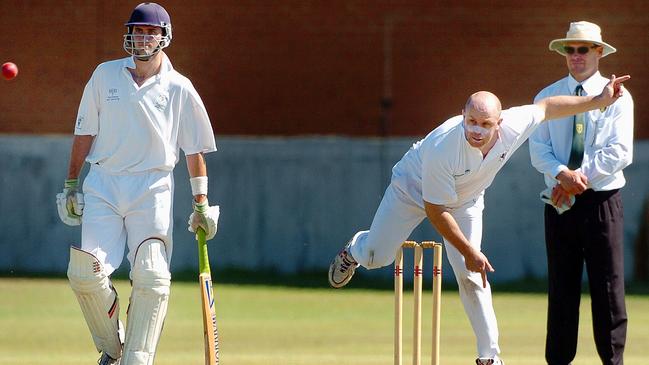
[536,74,630,121]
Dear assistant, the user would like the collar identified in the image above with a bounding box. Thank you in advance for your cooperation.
[122,52,174,75]
[567,71,605,96]
[158,52,173,73]
[123,56,136,69]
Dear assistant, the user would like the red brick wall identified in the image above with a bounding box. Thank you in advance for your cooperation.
[1,1,647,137]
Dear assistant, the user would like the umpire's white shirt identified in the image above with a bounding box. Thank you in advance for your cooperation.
[74,54,217,172]
[392,105,545,211]
[529,72,634,191]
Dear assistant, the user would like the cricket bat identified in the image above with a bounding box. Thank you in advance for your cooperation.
[197,228,219,365]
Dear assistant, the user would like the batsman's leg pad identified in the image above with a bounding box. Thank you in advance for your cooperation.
[67,246,124,359]
[122,239,171,365]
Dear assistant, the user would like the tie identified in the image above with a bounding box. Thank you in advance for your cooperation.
[567,85,585,169]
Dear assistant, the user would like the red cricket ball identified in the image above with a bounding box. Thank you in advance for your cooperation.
[2,62,18,80]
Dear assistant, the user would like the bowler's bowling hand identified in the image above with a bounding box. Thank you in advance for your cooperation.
[465,249,495,288]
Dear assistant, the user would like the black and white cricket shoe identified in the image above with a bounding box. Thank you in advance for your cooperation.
[328,240,359,288]
[476,357,505,365]
[98,353,120,365]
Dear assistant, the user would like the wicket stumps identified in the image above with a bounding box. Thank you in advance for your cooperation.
[394,241,443,365]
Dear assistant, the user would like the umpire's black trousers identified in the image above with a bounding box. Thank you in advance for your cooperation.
[544,189,627,365]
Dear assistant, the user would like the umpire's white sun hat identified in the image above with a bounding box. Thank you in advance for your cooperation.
[549,21,616,57]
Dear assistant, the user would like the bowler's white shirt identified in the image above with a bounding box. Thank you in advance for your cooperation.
[392,105,545,209]
[529,72,633,191]
[74,54,217,173]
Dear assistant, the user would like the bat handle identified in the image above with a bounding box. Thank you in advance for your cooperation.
[196,228,211,275]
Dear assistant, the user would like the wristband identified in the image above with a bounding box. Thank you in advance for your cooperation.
[65,178,79,189]
[190,176,208,196]
[193,198,209,213]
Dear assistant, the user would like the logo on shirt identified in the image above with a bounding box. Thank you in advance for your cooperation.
[499,152,507,162]
[75,116,84,129]
[153,94,169,111]
[106,88,120,102]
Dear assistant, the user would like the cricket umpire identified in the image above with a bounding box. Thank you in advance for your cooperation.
[329,75,629,365]
[530,21,633,365]
[56,3,220,364]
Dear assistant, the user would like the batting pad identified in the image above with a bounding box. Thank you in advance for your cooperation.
[67,247,124,359]
[122,239,171,365]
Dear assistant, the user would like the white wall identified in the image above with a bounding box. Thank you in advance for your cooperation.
[0,135,647,283]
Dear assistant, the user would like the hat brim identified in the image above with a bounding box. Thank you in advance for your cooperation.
[549,38,616,57]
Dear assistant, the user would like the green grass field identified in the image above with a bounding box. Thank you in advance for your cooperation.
[1,277,647,365]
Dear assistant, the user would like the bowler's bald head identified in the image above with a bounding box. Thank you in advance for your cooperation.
[464,91,502,118]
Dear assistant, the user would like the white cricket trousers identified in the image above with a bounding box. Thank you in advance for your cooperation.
[80,164,174,275]
[348,183,501,358]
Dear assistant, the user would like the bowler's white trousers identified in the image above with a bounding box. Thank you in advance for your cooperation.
[348,182,500,358]
[81,164,174,275]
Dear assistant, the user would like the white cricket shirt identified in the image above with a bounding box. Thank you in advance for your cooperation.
[74,54,217,173]
[392,105,545,209]
[529,72,634,191]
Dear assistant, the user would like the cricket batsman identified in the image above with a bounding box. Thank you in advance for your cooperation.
[56,3,220,364]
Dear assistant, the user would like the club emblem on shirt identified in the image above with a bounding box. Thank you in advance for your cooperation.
[154,94,169,111]
[576,124,584,134]
[106,88,120,102]
[75,116,84,129]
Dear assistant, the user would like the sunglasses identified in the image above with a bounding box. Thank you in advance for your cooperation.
[563,45,599,55]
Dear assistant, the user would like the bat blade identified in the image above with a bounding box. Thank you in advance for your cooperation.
[197,228,219,365]
[200,272,219,364]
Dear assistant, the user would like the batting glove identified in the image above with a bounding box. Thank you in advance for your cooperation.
[188,198,219,240]
[56,178,84,226]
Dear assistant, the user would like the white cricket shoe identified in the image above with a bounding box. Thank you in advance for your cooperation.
[98,353,120,365]
[476,358,505,365]
[328,241,359,288]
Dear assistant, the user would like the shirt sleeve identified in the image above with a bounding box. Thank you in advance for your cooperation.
[421,142,457,205]
[529,91,568,178]
[505,104,546,142]
[178,83,217,155]
[74,70,100,136]
[580,92,634,185]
